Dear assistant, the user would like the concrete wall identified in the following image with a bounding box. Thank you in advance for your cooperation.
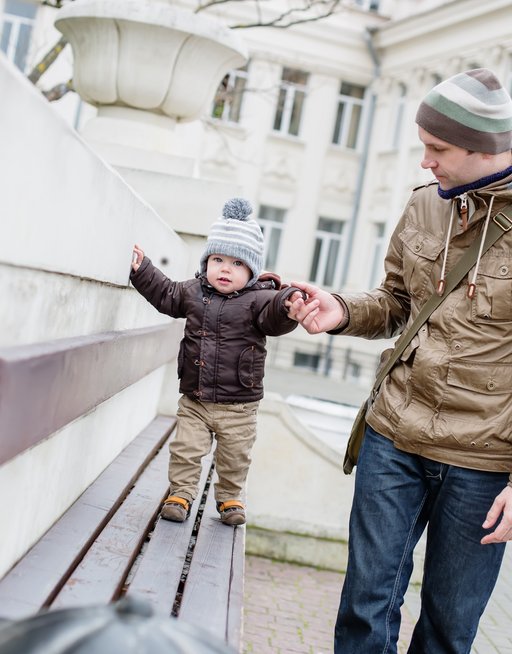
[0,53,187,578]
[246,393,425,578]
[246,393,354,570]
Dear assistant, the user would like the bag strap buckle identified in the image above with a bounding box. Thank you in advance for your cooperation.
[493,212,512,232]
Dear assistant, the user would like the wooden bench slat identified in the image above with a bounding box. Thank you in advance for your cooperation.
[0,416,176,620]
[51,437,172,608]
[125,451,215,613]
[226,525,245,647]
[177,472,242,644]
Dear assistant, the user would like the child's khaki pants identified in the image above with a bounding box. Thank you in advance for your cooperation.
[169,394,259,504]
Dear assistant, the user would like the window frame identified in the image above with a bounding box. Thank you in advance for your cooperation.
[211,64,249,124]
[0,0,36,72]
[332,81,367,150]
[257,205,286,271]
[309,217,346,289]
[273,67,309,137]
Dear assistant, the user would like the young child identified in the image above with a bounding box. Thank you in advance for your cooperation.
[130,198,301,526]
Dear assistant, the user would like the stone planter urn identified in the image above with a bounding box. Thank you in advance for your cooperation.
[55,0,247,156]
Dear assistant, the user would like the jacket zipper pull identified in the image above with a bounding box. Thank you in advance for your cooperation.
[460,193,468,230]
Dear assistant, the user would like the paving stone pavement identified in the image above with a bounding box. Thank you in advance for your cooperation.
[242,544,512,654]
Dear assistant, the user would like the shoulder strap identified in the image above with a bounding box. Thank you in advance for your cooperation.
[372,205,512,392]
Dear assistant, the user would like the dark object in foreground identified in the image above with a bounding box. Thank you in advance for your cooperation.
[0,596,235,653]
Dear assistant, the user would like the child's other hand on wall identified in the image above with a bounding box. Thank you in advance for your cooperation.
[132,244,144,272]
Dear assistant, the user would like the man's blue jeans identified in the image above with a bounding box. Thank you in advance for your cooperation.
[334,426,509,654]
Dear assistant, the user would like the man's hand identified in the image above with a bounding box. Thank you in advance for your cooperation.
[285,281,345,334]
[481,485,512,544]
[132,244,144,272]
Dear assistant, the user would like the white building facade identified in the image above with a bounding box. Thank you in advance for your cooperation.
[3,0,512,405]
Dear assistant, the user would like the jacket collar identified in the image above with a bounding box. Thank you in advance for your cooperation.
[438,165,512,200]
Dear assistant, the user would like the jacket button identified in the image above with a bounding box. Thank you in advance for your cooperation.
[486,380,496,391]
[470,441,476,447]
[484,442,490,448]
[499,265,509,276]
[414,243,421,252]
[454,342,461,350]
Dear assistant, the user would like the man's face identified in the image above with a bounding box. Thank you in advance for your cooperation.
[206,254,251,294]
[418,127,485,190]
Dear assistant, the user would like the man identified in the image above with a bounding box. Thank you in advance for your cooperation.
[288,69,512,653]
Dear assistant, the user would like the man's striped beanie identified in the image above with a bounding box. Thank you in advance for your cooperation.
[416,68,512,154]
[199,198,264,286]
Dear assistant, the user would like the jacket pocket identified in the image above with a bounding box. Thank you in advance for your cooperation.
[470,257,512,323]
[447,360,512,395]
[441,360,512,450]
[238,345,266,388]
[444,360,512,423]
[398,226,444,299]
[177,340,185,379]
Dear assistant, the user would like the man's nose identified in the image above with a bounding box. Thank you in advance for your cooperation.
[421,155,436,169]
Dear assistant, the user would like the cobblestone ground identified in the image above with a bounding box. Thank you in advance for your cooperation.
[242,545,512,654]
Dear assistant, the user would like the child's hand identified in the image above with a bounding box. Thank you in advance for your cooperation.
[132,244,144,272]
[288,290,307,304]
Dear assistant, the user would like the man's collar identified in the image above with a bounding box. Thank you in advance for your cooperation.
[438,165,512,199]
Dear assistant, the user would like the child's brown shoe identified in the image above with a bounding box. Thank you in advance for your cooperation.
[161,495,190,522]
[217,500,246,526]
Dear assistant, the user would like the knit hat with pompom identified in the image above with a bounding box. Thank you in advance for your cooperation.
[199,198,264,287]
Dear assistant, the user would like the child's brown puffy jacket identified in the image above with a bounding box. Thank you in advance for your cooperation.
[131,257,299,403]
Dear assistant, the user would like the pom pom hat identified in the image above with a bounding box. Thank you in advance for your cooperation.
[199,198,264,287]
[416,68,512,154]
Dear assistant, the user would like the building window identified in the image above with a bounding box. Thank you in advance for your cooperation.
[346,361,361,382]
[309,217,345,288]
[0,0,36,72]
[353,0,380,12]
[211,64,249,124]
[368,222,385,288]
[293,351,320,372]
[391,83,407,149]
[332,81,366,149]
[273,67,309,137]
[258,205,286,271]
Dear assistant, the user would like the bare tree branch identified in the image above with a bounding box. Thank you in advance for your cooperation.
[196,0,344,29]
[43,79,74,101]
[28,36,68,84]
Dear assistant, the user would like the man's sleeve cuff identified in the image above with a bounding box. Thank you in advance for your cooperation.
[327,295,350,334]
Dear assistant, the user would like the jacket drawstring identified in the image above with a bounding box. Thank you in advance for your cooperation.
[467,195,495,299]
[436,201,456,296]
